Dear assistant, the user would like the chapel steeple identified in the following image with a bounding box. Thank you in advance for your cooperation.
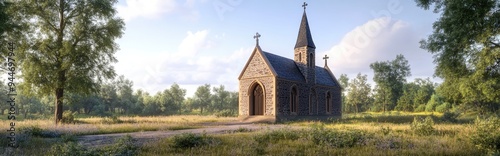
[294,2,315,49]
[294,2,316,84]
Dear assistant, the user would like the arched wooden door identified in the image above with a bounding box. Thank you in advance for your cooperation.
[251,85,264,115]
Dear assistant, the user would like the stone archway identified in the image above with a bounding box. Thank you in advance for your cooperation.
[250,84,264,115]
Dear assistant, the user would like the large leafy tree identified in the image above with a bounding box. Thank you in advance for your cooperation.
[416,0,500,112]
[370,54,411,112]
[8,0,125,124]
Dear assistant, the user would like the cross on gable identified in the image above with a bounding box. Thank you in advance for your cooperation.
[302,2,308,10]
[254,32,261,45]
[323,54,329,66]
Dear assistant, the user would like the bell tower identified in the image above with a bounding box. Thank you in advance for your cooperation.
[294,2,316,84]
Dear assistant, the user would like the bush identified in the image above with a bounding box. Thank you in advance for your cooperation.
[62,111,76,124]
[469,116,500,155]
[411,116,435,136]
[47,142,91,156]
[20,125,60,138]
[308,124,369,148]
[253,128,301,144]
[215,110,236,117]
[170,133,219,149]
[436,102,451,113]
[441,111,459,122]
[47,135,138,156]
[100,135,137,156]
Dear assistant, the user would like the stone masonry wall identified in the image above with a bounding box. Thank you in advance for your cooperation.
[239,51,275,116]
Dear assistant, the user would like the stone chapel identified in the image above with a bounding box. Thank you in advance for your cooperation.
[238,3,342,122]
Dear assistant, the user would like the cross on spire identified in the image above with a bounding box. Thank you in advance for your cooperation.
[302,2,308,10]
[254,32,261,46]
[323,54,329,67]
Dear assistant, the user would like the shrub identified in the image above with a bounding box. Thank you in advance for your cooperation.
[62,111,76,124]
[441,111,459,123]
[436,102,451,113]
[469,116,500,155]
[308,124,369,148]
[215,110,236,117]
[100,135,137,156]
[47,142,90,156]
[253,128,301,144]
[411,116,435,136]
[48,135,138,156]
[380,126,391,136]
[170,133,219,149]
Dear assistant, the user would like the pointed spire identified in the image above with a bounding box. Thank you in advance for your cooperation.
[295,2,315,49]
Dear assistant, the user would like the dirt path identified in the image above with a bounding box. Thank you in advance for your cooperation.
[77,123,293,148]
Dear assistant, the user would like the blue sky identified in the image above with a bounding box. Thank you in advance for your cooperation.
[113,0,441,97]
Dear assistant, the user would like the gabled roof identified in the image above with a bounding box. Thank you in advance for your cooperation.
[294,11,315,49]
[261,52,304,82]
[261,51,337,86]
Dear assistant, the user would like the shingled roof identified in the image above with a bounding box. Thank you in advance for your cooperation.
[262,51,336,86]
[294,11,315,49]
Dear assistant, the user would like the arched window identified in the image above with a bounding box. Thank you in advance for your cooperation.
[290,87,298,113]
[299,53,302,62]
[326,92,331,113]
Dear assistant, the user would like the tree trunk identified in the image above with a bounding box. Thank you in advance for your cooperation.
[55,88,64,125]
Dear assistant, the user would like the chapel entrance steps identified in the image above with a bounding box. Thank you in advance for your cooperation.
[239,115,276,123]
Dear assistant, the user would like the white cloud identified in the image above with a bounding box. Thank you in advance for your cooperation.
[117,0,177,21]
[319,17,438,84]
[115,30,252,97]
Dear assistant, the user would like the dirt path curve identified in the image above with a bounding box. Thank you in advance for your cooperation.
[77,123,294,148]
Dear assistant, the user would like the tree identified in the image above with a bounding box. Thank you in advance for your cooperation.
[338,74,350,112]
[416,0,500,113]
[346,73,372,113]
[212,85,229,112]
[167,83,186,114]
[370,54,411,112]
[193,84,212,114]
[8,0,124,124]
[114,75,135,114]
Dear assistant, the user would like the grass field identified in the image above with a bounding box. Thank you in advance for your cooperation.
[1,112,498,155]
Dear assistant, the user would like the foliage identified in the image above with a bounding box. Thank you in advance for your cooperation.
[411,116,435,136]
[7,0,125,124]
[416,0,500,114]
[47,135,137,156]
[469,116,500,155]
[253,128,301,144]
[100,135,137,156]
[426,94,443,112]
[47,142,91,156]
[441,111,460,123]
[193,84,212,114]
[215,110,237,117]
[62,111,77,124]
[436,102,451,113]
[370,54,411,112]
[346,73,372,113]
[308,124,369,148]
[415,104,426,112]
[170,133,220,149]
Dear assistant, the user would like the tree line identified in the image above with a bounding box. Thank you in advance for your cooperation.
[0,76,239,119]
